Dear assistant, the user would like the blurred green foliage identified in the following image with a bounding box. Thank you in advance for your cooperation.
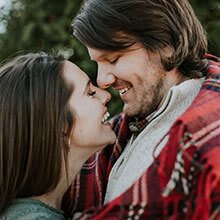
[0,0,219,116]
[190,0,220,55]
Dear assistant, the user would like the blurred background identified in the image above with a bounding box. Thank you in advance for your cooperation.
[0,0,219,116]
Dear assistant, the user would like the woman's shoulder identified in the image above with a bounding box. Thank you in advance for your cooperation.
[0,198,65,220]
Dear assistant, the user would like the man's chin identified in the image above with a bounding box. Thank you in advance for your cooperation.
[123,104,139,117]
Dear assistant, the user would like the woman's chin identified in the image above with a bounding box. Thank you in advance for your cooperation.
[105,133,117,146]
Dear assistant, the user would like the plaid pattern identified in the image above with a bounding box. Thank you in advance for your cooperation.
[62,54,220,219]
[128,117,149,133]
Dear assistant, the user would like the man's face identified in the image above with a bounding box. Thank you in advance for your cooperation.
[88,44,171,118]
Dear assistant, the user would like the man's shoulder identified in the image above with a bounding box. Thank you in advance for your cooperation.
[205,54,220,77]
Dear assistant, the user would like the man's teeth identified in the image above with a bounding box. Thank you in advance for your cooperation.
[101,112,110,123]
[119,87,130,95]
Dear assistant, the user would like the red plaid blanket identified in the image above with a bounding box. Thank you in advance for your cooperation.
[62,54,220,219]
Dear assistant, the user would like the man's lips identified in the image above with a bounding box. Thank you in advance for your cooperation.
[118,87,131,95]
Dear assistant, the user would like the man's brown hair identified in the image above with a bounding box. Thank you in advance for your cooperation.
[73,0,208,77]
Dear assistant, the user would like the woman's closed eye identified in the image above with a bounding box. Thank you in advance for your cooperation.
[88,90,96,97]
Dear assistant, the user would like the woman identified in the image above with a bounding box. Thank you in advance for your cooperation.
[0,53,116,219]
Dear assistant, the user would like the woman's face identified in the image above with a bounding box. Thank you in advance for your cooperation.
[63,61,116,152]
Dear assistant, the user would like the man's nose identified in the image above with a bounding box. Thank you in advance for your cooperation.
[97,65,116,89]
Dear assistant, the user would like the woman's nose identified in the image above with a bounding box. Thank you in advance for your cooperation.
[97,87,111,105]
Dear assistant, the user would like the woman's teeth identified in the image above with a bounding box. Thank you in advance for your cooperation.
[101,112,110,123]
[119,87,130,95]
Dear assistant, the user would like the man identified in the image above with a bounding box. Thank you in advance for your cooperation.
[62,0,220,219]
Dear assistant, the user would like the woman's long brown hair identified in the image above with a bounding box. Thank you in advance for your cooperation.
[0,53,73,213]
